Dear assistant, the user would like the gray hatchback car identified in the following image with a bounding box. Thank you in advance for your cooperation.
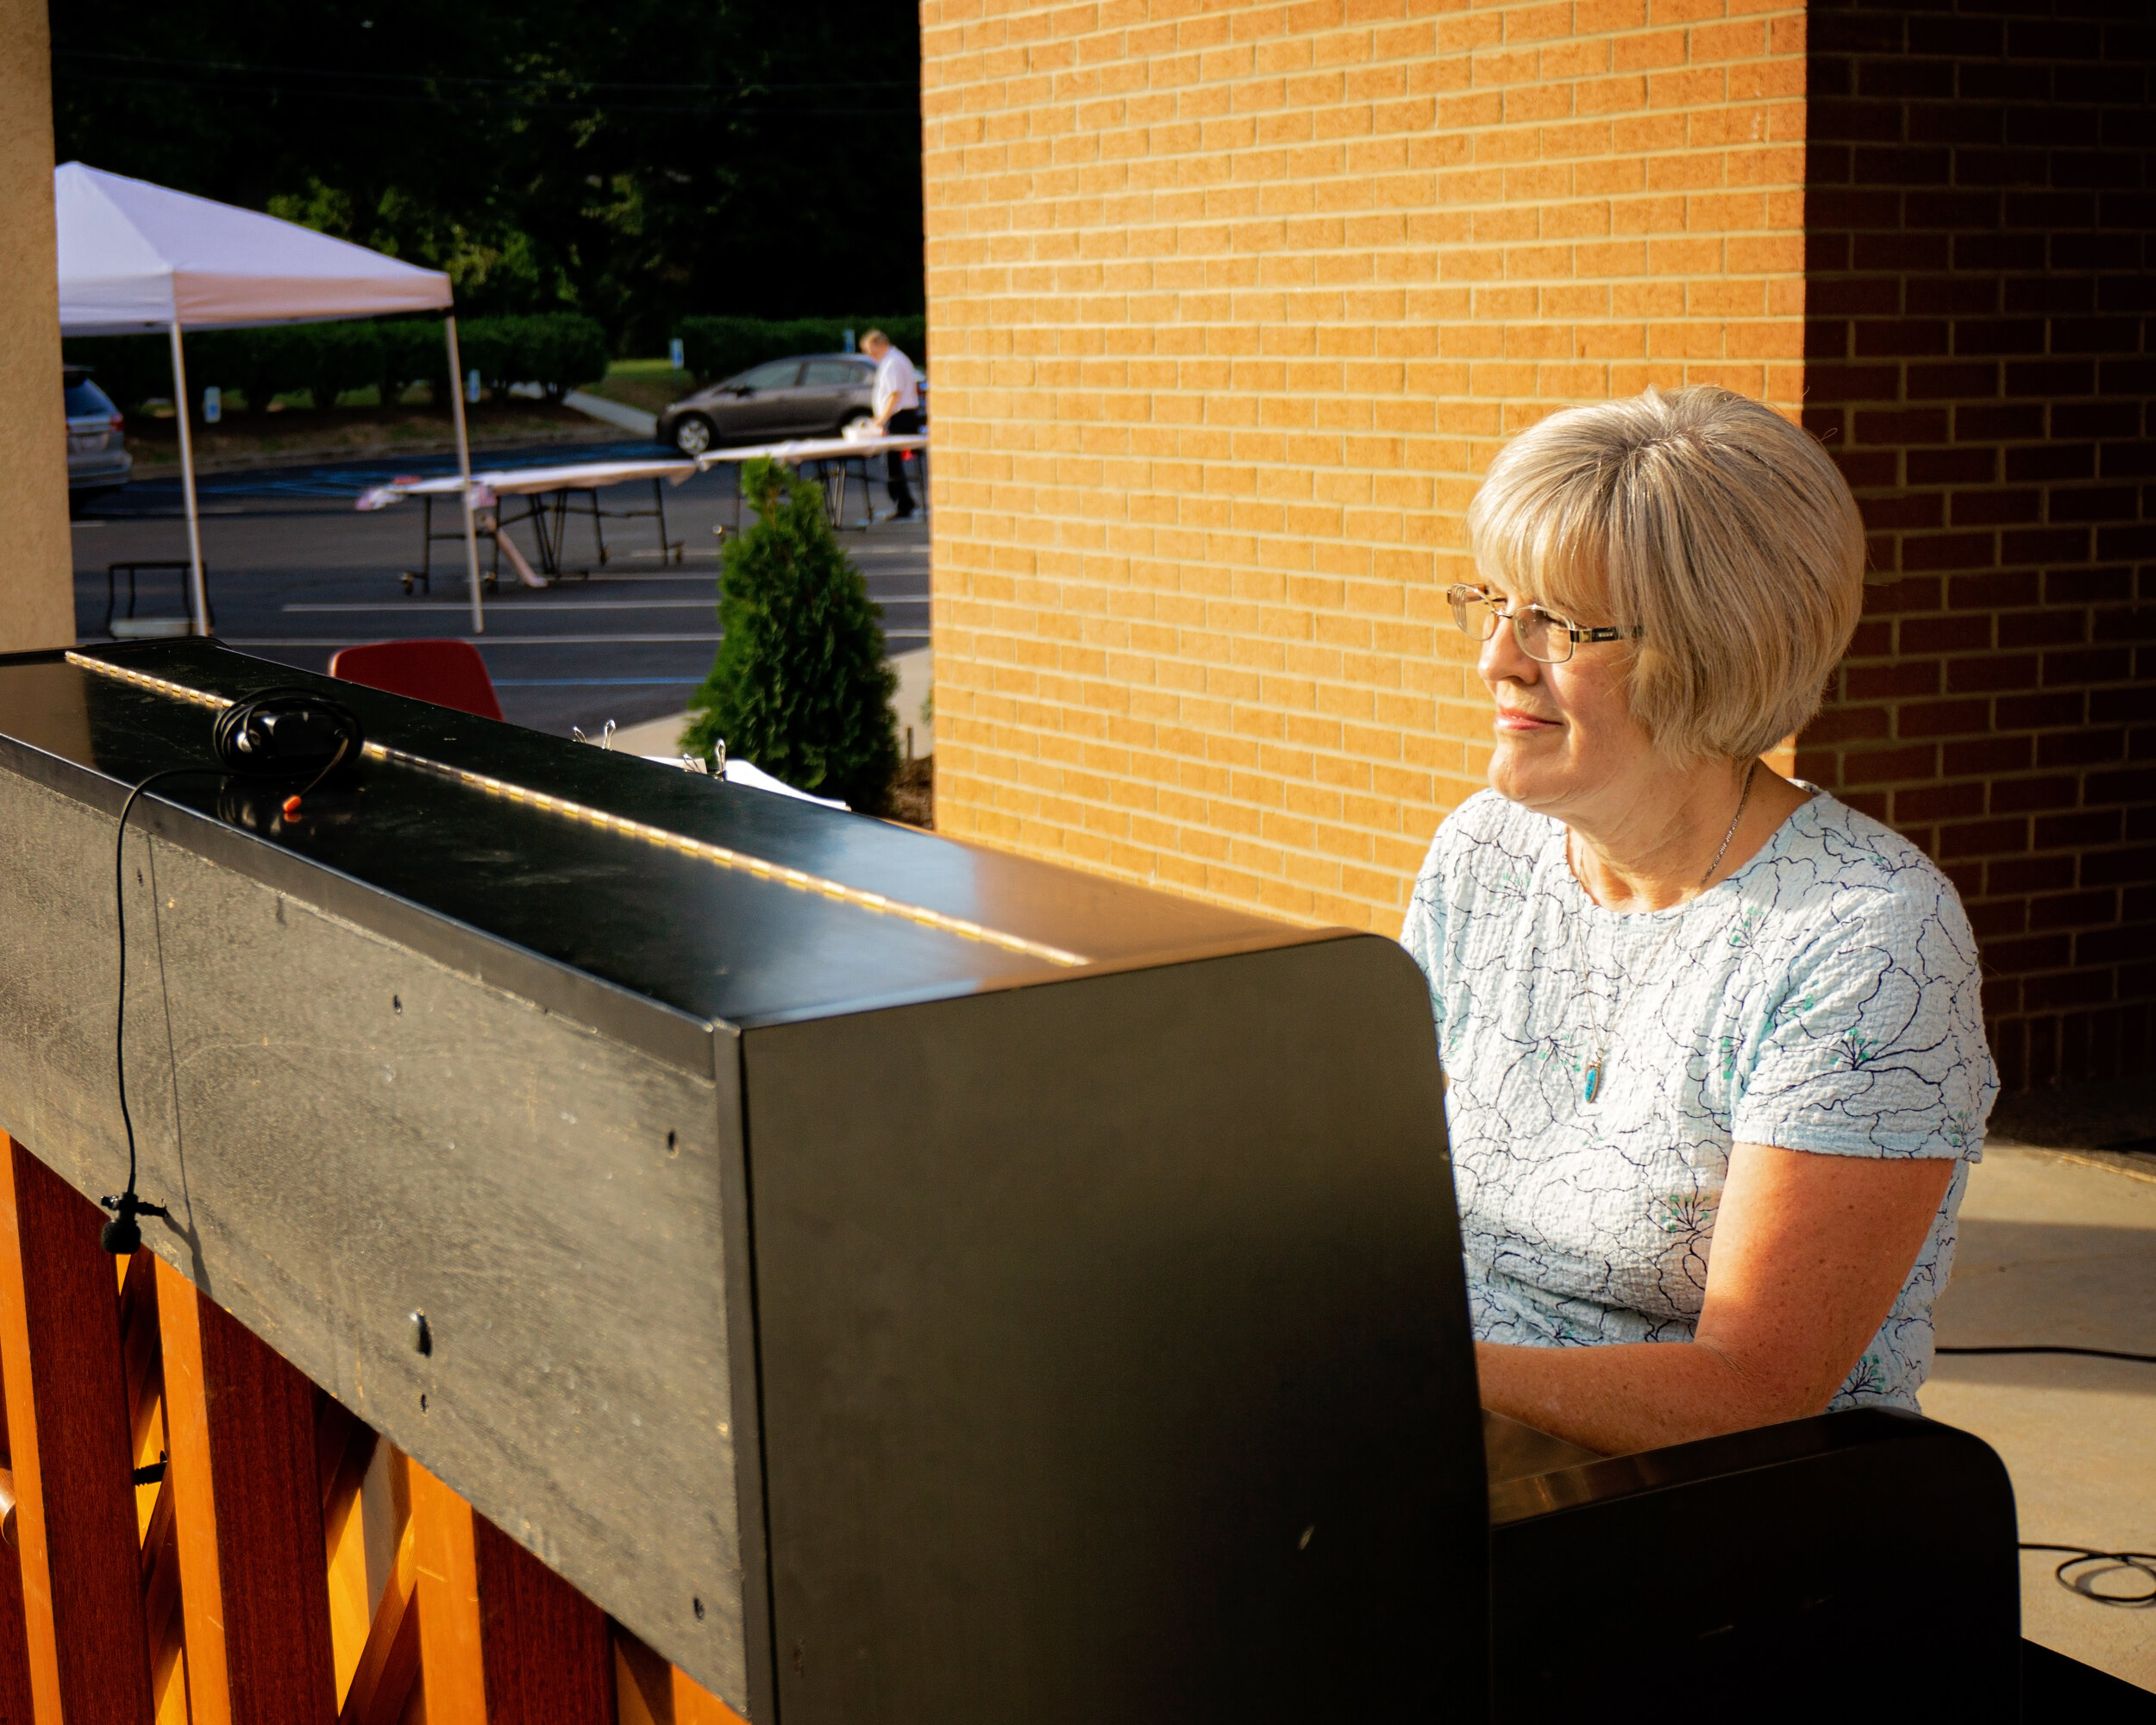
[657,352,880,455]
[66,367,131,512]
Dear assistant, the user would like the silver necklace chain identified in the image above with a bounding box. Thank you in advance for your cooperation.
[1567,761,1757,1105]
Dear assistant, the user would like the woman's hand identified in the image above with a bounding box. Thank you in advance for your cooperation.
[1474,1143,1958,1455]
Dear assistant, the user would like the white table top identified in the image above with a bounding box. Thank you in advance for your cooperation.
[696,433,927,468]
[355,435,927,511]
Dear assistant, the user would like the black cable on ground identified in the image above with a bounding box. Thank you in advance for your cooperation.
[1936,1347,2156,1609]
[1937,1345,2156,1364]
[2020,1545,2156,1608]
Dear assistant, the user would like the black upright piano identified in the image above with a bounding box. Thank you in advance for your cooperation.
[0,641,2038,1719]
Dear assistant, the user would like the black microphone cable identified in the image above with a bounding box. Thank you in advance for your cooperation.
[103,687,363,1255]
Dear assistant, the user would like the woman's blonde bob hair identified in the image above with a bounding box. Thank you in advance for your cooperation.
[1463,386,1865,765]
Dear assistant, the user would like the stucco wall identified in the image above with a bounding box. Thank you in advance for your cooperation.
[0,0,74,654]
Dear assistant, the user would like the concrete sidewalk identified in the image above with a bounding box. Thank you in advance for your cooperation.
[1924,1137,2156,1691]
[610,647,936,764]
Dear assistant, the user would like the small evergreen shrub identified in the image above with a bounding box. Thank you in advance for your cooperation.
[683,459,899,813]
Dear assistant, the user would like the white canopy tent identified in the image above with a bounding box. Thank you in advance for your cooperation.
[53,162,486,634]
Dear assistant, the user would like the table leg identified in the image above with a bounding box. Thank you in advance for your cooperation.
[654,480,677,563]
[587,488,609,568]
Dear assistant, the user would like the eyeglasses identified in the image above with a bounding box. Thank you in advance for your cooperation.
[1446,584,1639,665]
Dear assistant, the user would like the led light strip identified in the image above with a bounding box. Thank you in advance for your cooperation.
[67,651,1088,969]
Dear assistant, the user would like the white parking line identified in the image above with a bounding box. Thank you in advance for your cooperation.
[227,633,725,646]
[284,596,931,612]
[222,630,929,647]
[286,599,718,612]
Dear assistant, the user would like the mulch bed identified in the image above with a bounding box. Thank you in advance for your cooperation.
[887,756,933,829]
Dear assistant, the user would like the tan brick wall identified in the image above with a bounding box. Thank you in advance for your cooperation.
[921,0,1809,929]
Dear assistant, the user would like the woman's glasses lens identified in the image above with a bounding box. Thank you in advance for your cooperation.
[1515,609,1567,663]
[1447,586,1575,664]
[1448,585,1500,641]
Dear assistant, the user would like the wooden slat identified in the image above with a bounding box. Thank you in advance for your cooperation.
[0,1134,156,1722]
[158,1263,340,1723]
[0,1455,36,1725]
[338,1521,419,1725]
[159,1253,234,1725]
[323,1415,385,1706]
[141,1477,185,1715]
[120,1249,166,1542]
[408,1460,489,1722]
[0,1352,41,1724]
[614,1628,747,1725]
[667,1667,743,1725]
[473,1514,617,1725]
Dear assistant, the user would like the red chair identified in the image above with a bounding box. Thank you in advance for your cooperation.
[329,638,505,722]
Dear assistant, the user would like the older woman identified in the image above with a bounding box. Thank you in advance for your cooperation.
[1402,386,1996,1458]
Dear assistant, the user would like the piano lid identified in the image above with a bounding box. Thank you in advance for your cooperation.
[0,641,1310,1046]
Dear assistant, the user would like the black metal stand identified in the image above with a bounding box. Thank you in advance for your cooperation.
[725,447,927,536]
[401,495,505,596]
[595,479,680,563]
[492,489,599,583]
[403,480,680,595]
[105,561,211,635]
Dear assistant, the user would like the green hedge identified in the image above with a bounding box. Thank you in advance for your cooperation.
[674,315,926,389]
[60,312,609,414]
[456,313,611,405]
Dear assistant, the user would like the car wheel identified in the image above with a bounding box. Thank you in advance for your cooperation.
[672,414,715,456]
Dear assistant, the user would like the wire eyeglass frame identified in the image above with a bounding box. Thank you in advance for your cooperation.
[1446,583,1640,665]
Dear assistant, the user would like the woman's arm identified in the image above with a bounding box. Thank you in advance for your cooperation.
[1474,1142,1957,1455]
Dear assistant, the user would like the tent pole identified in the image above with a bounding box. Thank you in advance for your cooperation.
[168,324,209,636]
[444,316,484,635]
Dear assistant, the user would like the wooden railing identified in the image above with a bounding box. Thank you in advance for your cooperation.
[0,1133,742,1725]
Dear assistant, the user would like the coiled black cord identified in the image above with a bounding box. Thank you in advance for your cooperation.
[2020,1545,2156,1607]
[1935,1343,2156,1609]
[103,688,362,1255]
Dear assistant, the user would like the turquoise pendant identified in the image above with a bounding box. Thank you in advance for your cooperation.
[1583,1062,1603,1104]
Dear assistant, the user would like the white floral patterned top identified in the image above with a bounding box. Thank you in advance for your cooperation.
[1400,787,1997,1411]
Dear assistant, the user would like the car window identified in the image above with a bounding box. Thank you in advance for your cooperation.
[730,361,802,390]
[65,379,116,417]
[801,360,865,386]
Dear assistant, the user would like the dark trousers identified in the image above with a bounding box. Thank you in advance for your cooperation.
[886,408,922,514]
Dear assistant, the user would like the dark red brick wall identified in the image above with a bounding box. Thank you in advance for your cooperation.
[1800,0,2155,1092]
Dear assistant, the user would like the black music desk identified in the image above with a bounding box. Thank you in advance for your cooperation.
[0,641,2028,1721]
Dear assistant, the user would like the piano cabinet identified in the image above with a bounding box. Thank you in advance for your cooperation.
[0,640,2046,1721]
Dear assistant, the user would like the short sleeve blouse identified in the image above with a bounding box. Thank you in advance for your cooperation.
[1399,787,1997,1410]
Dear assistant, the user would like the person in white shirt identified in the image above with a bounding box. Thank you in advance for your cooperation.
[860,329,922,519]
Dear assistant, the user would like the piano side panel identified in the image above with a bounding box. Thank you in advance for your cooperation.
[1488,1410,2021,1721]
[742,934,1488,1724]
[0,765,757,1711]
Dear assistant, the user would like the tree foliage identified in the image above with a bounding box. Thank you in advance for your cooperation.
[52,0,924,352]
[684,459,899,813]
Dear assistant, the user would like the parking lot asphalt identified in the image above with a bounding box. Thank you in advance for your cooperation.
[71,438,931,739]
